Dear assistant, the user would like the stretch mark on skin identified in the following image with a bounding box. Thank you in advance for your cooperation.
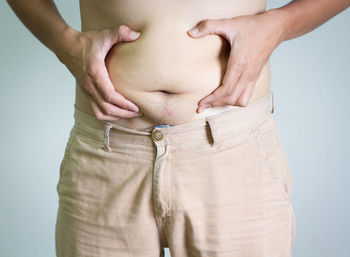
[154,90,174,116]
[164,106,173,116]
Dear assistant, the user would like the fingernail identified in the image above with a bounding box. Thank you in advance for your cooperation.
[130,31,140,39]
[189,27,199,36]
[130,105,139,112]
[134,112,143,117]
[198,106,205,113]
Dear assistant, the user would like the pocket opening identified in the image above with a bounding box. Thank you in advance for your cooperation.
[251,118,291,203]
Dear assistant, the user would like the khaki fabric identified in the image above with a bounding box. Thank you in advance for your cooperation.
[55,90,296,257]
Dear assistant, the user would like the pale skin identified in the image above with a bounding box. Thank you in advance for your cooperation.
[190,0,350,113]
[7,0,350,121]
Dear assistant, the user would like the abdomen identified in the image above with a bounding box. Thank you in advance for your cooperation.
[104,22,270,125]
[78,0,271,126]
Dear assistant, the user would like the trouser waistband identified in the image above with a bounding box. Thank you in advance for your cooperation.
[72,91,275,152]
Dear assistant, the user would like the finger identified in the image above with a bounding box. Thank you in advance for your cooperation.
[236,81,255,106]
[114,24,142,44]
[198,53,243,107]
[95,25,141,62]
[188,19,233,43]
[89,97,120,121]
[197,103,213,113]
[91,62,140,112]
[226,75,252,106]
[196,86,225,113]
[88,93,142,120]
[197,67,251,113]
[89,81,141,118]
[231,65,261,107]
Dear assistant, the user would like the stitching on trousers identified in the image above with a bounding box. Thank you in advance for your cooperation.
[104,123,113,152]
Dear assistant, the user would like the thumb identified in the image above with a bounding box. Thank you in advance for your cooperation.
[188,19,234,43]
[187,19,217,38]
[113,24,141,43]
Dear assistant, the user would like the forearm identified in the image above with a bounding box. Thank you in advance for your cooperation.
[267,0,350,42]
[6,0,79,55]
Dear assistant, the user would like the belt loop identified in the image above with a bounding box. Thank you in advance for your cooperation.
[271,91,274,114]
[206,118,221,147]
[104,122,113,152]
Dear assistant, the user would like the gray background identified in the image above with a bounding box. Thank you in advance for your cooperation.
[1,0,349,257]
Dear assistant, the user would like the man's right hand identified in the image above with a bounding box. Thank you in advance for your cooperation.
[55,24,143,121]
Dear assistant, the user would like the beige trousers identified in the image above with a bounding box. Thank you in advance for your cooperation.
[55,90,296,257]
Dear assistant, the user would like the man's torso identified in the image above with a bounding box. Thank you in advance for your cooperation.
[75,0,271,130]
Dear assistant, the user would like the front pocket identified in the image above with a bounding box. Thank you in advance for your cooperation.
[252,115,292,203]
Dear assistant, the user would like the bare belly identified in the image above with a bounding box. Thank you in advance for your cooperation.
[75,3,271,130]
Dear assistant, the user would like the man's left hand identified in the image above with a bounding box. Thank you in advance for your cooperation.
[187,11,284,113]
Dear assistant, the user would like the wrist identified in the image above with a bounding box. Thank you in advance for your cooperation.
[264,8,288,45]
[52,25,81,61]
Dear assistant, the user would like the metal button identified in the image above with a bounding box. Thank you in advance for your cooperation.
[152,130,163,141]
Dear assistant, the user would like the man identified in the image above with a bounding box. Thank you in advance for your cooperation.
[7,0,349,256]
